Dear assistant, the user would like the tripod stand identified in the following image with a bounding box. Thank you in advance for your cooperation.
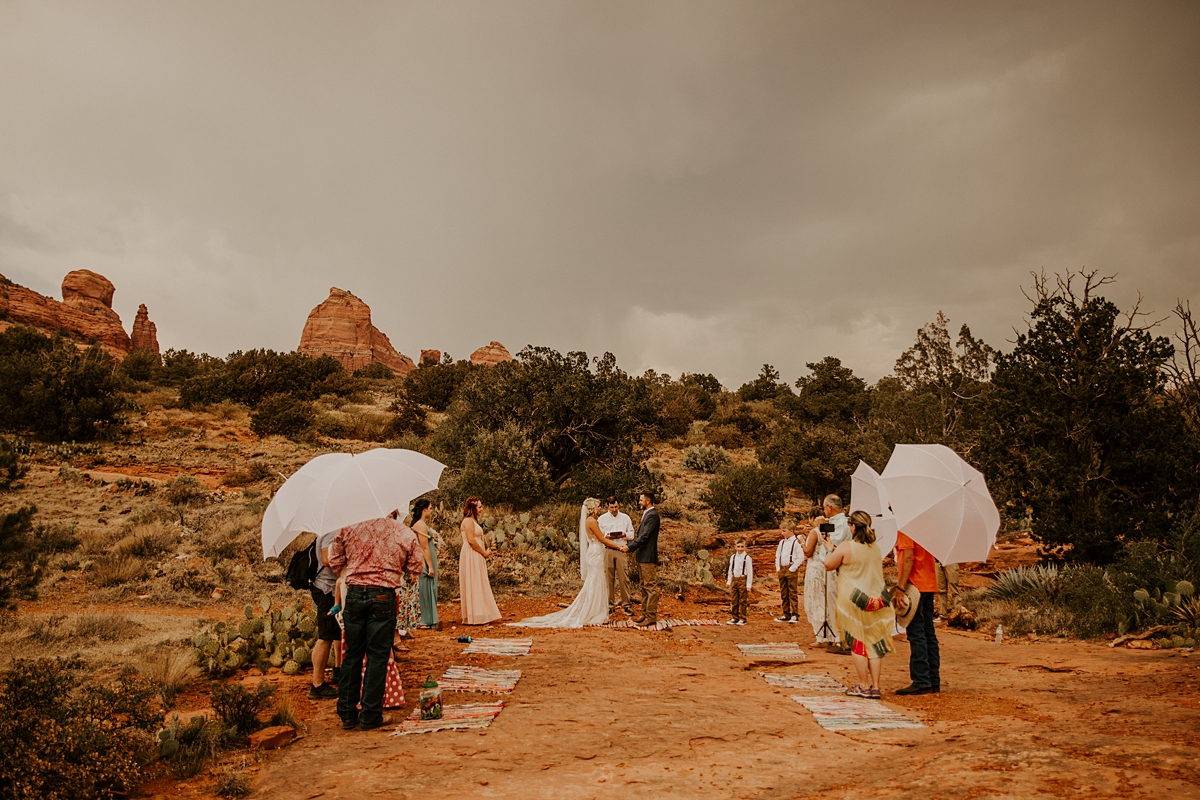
[816,560,837,644]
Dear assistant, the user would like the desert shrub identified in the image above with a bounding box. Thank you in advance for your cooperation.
[210,681,275,740]
[75,614,142,641]
[456,423,554,510]
[702,463,786,532]
[0,505,43,609]
[180,349,353,409]
[269,693,302,731]
[387,395,428,437]
[979,564,1061,602]
[341,408,393,442]
[117,349,161,384]
[215,768,252,799]
[314,412,348,439]
[703,423,744,449]
[682,444,730,473]
[91,554,146,587]
[201,515,258,563]
[166,475,208,508]
[968,598,1074,637]
[352,361,396,380]
[159,348,221,386]
[1059,565,1124,638]
[657,500,682,519]
[404,357,475,411]
[0,658,160,800]
[139,649,200,706]
[35,522,80,554]
[0,327,123,441]
[250,395,317,439]
[675,529,706,556]
[0,435,28,490]
[24,613,69,641]
[113,522,176,559]
[223,461,273,487]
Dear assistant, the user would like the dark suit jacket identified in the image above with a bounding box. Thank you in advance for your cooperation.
[629,507,660,565]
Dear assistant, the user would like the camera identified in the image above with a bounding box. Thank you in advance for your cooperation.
[819,523,835,533]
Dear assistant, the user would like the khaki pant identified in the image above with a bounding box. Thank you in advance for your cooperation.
[935,562,960,616]
[637,562,659,623]
[604,548,632,607]
[778,570,799,619]
[730,577,749,621]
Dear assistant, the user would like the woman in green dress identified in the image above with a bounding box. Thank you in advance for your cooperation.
[412,498,439,629]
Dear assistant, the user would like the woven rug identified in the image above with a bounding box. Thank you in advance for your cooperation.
[462,638,533,657]
[761,672,844,692]
[587,618,723,631]
[439,666,522,694]
[390,702,505,736]
[790,695,923,731]
[737,643,806,660]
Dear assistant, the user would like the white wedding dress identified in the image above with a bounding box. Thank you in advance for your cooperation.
[509,506,610,629]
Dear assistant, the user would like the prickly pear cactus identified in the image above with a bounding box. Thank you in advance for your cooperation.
[282,660,300,676]
[193,594,319,677]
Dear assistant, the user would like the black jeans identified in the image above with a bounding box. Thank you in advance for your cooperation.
[907,591,941,689]
[337,585,397,726]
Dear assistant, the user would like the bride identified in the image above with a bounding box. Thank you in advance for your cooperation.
[509,498,623,628]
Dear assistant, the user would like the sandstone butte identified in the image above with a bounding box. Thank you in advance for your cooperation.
[0,269,159,357]
[470,340,514,366]
[130,304,160,354]
[419,348,441,365]
[298,287,417,377]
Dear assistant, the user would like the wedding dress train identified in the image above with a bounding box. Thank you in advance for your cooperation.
[509,506,610,629]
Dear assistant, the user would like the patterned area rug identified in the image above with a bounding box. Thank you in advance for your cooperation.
[760,672,844,692]
[790,695,923,731]
[737,643,806,660]
[462,638,533,657]
[390,702,506,736]
[587,618,723,631]
[439,666,522,694]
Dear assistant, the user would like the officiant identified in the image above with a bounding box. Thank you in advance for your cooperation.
[597,496,635,616]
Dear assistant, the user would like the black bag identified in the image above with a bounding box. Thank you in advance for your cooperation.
[286,541,319,591]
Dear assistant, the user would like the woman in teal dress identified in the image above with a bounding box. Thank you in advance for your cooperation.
[412,498,439,629]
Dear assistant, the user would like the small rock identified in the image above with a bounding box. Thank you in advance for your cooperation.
[211,587,227,600]
[249,725,296,751]
[1126,639,1155,650]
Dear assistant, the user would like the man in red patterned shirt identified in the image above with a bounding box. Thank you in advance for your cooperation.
[328,511,424,731]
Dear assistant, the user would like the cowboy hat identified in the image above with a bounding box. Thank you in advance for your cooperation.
[894,584,921,628]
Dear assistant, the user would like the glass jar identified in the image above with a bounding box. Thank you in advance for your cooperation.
[419,675,442,720]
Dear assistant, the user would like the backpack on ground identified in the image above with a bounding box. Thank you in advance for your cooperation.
[286,541,319,591]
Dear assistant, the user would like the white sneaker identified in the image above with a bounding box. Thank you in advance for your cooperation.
[735,620,747,626]
[774,616,790,623]
[788,617,799,624]
[727,619,739,625]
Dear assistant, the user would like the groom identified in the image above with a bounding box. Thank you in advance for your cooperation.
[622,491,661,629]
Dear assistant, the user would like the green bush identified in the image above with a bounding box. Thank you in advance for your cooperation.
[404,358,475,411]
[456,424,553,510]
[250,395,317,439]
[387,395,428,438]
[0,658,160,800]
[701,463,786,532]
[209,681,275,740]
[0,326,123,441]
[116,349,161,384]
[682,444,730,473]
[181,349,355,409]
[352,361,396,380]
[0,435,27,490]
[0,505,43,609]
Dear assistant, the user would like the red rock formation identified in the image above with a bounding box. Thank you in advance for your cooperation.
[130,304,160,354]
[0,270,133,355]
[298,288,416,377]
[470,341,514,367]
[419,349,441,365]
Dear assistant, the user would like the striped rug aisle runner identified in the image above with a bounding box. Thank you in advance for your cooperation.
[439,666,522,694]
[737,643,806,660]
[390,702,506,736]
[790,695,923,731]
[463,638,533,657]
[760,672,844,692]
[587,618,723,631]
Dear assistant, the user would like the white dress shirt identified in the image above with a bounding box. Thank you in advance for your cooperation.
[726,552,754,590]
[827,512,852,546]
[597,510,635,541]
[774,534,804,573]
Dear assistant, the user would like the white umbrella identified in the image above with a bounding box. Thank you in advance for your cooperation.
[877,444,1000,563]
[849,460,899,558]
[260,448,446,558]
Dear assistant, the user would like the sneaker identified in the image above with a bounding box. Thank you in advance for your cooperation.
[788,616,799,623]
[727,619,739,625]
[895,683,934,696]
[358,714,394,731]
[774,616,790,623]
[845,685,866,697]
[329,666,340,684]
[307,682,338,700]
[865,688,881,699]
[735,619,746,626]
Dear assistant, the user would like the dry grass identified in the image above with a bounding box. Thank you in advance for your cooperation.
[201,513,259,563]
[24,613,69,641]
[968,598,1074,637]
[91,554,146,586]
[140,648,201,705]
[269,693,304,731]
[113,521,177,559]
[74,613,143,641]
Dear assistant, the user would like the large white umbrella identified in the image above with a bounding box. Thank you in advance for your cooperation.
[260,448,446,558]
[877,444,1000,563]
[849,460,899,558]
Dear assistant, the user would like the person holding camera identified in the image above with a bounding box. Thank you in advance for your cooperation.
[824,510,895,699]
[810,494,851,646]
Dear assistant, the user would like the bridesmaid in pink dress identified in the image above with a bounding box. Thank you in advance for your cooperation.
[459,496,502,625]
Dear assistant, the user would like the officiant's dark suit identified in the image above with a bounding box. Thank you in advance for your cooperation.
[628,503,661,626]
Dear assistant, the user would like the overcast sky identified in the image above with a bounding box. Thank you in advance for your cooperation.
[1,1,1197,387]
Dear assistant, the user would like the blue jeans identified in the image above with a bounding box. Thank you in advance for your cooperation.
[907,591,940,689]
[337,585,397,727]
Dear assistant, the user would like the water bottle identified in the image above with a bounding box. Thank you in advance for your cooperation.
[994,625,1003,644]
[457,635,472,643]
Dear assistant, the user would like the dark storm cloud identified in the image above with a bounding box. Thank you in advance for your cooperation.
[0,1,1196,386]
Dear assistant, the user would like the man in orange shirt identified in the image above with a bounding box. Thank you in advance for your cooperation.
[892,532,940,695]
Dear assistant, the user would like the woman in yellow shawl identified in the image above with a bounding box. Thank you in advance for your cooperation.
[824,510,895,699]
